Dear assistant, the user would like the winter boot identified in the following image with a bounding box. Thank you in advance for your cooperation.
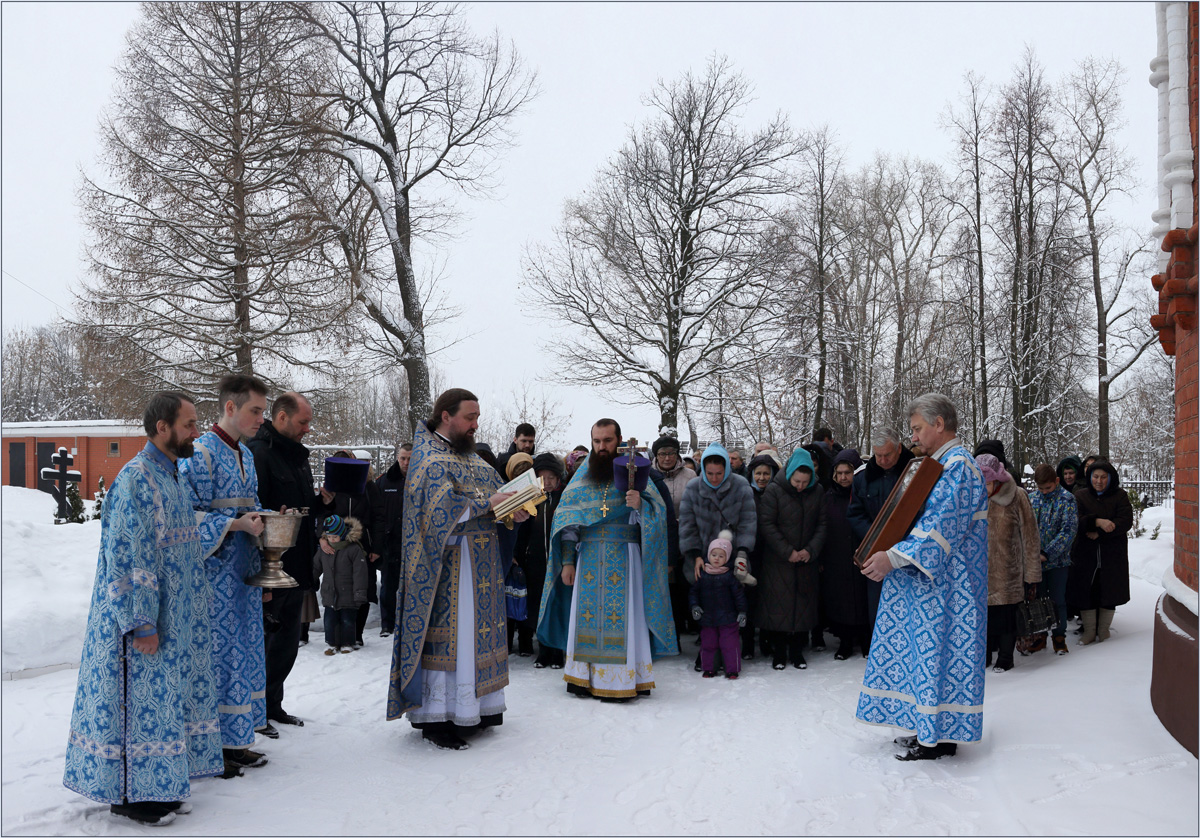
[835,638,854,660]
[1052,636,1069,655]
[225,748,268,769]
[810,629,826,652]
[110,802,176,826]
[1097,608,1115,641]
[772,645,787,671]
[896,742,957,761]
[1079,609,1098,645]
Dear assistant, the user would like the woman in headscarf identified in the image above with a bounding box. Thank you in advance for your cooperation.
[756,448,827,670]
[819,448,868,660]
[743,453,780,659]
[977,453,1042,672]
[1067,459,1133,645]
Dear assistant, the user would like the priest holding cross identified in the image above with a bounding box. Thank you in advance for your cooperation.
[537,419,677,700]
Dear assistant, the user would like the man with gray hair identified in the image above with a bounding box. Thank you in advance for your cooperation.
[847,425,915,644]
[855,393,988,761]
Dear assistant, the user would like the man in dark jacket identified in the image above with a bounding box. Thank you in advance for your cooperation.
[375,443,411,638]
[512,451,564,663]
[495,422,536,478]
[246,392,333,728]
[847,428,914,643]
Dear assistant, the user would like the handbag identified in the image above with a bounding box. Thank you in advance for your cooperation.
[505,564,528,622]
[1015,596,1057,636]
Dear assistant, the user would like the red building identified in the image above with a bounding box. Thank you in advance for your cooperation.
[1148,0,1198,759]
[1,421,146,500]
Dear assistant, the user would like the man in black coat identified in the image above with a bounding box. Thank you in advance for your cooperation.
[512,452,564,664]
[375,442,411,638]
[495,422,536,478]
[847,428,914,645]
[246,392,333,728]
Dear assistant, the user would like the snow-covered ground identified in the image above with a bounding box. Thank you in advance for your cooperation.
[2,486,1195,835]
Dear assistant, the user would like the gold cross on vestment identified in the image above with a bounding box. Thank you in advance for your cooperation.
[583,570,596,584]
[607,611,621,628]
[477,577,491,593]
[600,498,610,517]
[581,609,594,623]
[478,622,491,638]
[472,533,490,550]
[608,572,621,587]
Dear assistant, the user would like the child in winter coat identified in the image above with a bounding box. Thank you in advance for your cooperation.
[690,531,749,679]
[313,514,369,655]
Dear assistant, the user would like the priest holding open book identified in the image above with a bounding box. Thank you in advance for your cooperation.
[537,419,677,700]
[386,389,527,750]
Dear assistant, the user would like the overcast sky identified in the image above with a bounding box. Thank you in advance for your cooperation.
[0,2,1159,450]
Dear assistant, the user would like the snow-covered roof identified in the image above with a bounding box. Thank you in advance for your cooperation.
[1,420,145,438]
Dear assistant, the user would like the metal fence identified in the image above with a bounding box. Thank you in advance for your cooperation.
[1124,480,1174,507]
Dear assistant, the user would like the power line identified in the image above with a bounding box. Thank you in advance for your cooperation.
[1,269,72,317]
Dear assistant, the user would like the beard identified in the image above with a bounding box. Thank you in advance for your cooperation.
[588,447,616,483]
[167,431,195,459]
[445,427,475,455]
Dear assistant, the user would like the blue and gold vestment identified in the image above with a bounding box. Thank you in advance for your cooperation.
[537,456,677,667]
[387,422,510,720]
[64,443,223,804]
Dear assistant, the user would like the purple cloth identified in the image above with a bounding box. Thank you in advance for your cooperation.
[700,624,741,675]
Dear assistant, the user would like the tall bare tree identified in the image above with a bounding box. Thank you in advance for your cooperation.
[295,1,536,434]
[525,56,803,434]
[1044,57,1157,457]
[75,2,346,394]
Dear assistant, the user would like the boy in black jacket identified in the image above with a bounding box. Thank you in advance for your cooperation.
[690,531,748,679]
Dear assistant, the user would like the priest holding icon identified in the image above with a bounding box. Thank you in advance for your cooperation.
[537,419,677,700]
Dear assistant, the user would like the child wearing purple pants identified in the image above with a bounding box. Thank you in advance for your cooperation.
[690,531,748,679]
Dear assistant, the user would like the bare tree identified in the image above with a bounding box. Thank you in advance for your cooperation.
[942,71,994,436]
[295,2,536,435]
[525,56,803,434]
[1044,57,1157,457]
[75,2,348,395]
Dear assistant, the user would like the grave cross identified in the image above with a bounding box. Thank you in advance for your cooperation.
[40,447,82,521]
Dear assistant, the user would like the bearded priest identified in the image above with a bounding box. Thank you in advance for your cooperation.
[537,419,677,700]
[386,389,525,750]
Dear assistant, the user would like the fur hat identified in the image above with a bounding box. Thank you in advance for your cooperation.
[652,435,680,456]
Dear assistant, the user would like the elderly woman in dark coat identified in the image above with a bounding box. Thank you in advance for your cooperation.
[819,449,868,660]
[757,448,827,670]
[1067,459,1133,645]
[743,453,780,659]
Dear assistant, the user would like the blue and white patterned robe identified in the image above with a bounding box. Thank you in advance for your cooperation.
[856,438,989,745]
[64,442,223,804]
[179,430,266,748]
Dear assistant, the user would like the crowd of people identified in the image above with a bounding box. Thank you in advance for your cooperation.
[62,381,1137,824]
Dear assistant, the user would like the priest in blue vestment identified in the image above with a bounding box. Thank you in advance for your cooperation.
[179,374,268,777]
[63,393,223,826]
[537,419,677,699]
[857,393,989,761]
[387,389,525,750]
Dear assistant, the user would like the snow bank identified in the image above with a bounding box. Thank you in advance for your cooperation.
[1,487,101,675]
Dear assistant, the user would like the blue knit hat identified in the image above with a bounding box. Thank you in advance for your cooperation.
[322,514,348,541]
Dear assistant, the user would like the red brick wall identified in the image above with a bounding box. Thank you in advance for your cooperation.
[1,436,144,500]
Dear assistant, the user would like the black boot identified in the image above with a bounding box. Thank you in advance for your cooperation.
[896,742,957,761]
[110,801,176,826]
[422,726,469,750]
[810,628,826,652]
[789,634,807,669]
[835,638,854,660]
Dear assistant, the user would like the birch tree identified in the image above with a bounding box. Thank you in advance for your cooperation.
[296,1,536,434]
[75,2,346,394]
[525,56,804,434]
